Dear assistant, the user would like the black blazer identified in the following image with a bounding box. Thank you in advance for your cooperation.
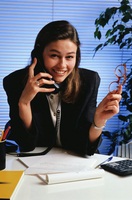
[3,67,101,156]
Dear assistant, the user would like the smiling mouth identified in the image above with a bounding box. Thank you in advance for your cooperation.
[53,70,66,75]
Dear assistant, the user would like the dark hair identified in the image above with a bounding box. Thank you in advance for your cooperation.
[31,20,81,103]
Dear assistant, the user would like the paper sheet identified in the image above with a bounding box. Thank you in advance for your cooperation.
[38,169,105,184]
[18,148,97,175]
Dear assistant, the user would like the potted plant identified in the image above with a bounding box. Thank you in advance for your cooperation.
[94,0,132,155]
[94,0,132,53]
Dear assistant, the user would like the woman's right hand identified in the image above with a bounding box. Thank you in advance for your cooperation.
[19,58,55,105]
[18,58,56,129]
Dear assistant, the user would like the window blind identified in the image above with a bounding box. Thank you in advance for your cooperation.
[0,0,131,132]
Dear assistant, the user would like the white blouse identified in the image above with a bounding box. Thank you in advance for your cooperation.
[46,93,61,146]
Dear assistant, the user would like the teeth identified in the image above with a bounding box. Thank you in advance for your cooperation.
[55,70,65,74]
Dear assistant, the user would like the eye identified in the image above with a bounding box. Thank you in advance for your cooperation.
[66,55,74,59]
[50,54,59,58]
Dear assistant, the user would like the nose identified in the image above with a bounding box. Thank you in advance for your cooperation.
[58,58,67,68]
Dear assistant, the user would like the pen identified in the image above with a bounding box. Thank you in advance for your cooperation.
[95,156,113,169]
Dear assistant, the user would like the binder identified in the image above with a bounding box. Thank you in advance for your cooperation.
[0,170,24,200]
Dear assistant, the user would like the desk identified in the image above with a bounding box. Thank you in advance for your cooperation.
[5,148,132,200]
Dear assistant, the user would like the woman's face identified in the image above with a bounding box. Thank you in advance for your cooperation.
[42,39,77,84]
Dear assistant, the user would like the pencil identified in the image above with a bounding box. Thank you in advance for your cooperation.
[0,130,4,142]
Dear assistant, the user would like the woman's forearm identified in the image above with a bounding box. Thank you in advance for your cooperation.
[89,84,122,143]
[89,123,103,143]
[18,101,32,129]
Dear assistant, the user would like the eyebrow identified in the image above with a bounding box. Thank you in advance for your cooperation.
[49,49,76,54]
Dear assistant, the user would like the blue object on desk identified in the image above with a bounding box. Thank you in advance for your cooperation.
[6,140,20,153]
[95,156,113,169]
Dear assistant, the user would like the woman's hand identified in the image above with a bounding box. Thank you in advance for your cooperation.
[19,58,55,105]
[94,85,122,127]
[18,58,56,129]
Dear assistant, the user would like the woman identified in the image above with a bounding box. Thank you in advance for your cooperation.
[3,20,122,156]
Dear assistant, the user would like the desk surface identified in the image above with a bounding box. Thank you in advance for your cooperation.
[5,148,132,200]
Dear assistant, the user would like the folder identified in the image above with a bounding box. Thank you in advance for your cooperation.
[0,170,24,200]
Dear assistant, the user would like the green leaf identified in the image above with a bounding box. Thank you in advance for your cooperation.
[94,28,101,39]
[95,18,99,26]
[127,40,132,48]
[105,29,112,38]
[112,20,118,28]
[108,35,117,44]
[96,30,101,40]
[122,12,132,22]
[120,4,131,13]
[118,115,128,122]
[103,41,109,47]
[120,42,126,48]
[110,26,118,35]
[94,44,103,52]
[99,17,108,27]
[105,7,118,21]
[121,0,130,6]
[124,27,132,34]
[117,24,125,31]
[105,8,112,22]
[110,7,118,15]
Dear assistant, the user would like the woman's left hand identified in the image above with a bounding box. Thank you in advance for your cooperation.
[94,85,122,127]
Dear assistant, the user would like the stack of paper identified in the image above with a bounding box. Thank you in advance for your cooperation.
[18,148,97,174]
[18,148,105,184]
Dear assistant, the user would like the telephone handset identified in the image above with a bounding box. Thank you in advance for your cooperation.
[42,67,60,91]
[32,45,60,93]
